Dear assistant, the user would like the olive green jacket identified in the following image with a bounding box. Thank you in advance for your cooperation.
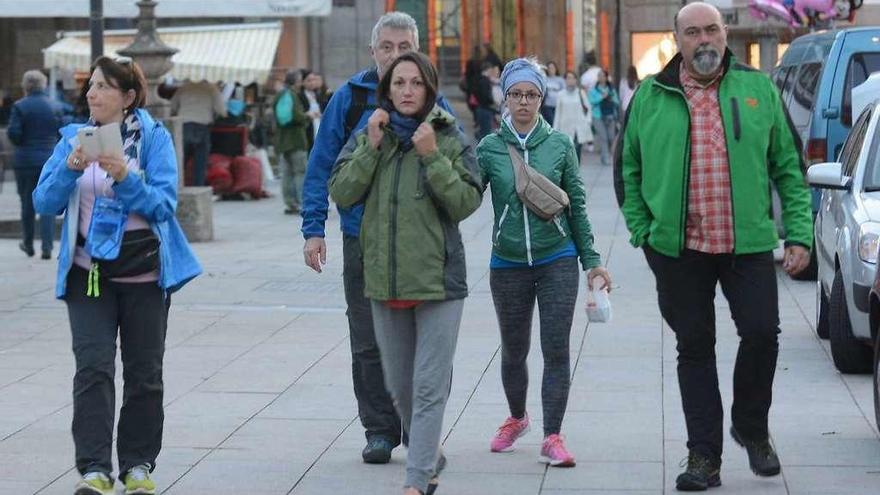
[329,106,483,300]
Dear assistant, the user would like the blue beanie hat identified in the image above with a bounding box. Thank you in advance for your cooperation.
[500,57,547,96]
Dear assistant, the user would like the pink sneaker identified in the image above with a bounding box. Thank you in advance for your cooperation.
[490,413,530,452]
[540,434,576,467]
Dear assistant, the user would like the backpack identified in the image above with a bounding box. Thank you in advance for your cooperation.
[343,69,379,140]
[275,89,294,127]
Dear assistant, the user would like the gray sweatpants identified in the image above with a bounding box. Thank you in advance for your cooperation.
[371,299,464,493]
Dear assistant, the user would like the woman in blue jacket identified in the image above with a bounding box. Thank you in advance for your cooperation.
[33,56,201,495]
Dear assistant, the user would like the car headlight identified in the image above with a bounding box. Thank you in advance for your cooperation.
[858,222,880,264]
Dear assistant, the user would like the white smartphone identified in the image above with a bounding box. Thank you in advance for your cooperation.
[76,122,124,161]
[77,126,101,161]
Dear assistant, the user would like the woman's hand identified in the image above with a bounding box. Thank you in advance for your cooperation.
[66,145,88,172]
[412,123,438,157]
[586,266,613,293]
[97,155,128,183]
[367,108,389,149]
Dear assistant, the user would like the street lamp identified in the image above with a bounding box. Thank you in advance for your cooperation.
[90,0,103,62]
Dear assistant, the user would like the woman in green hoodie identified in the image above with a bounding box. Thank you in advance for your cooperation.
[330,51,483,495]
[477,57,612,467]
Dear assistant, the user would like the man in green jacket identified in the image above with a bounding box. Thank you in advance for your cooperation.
[274,70,309,214]
[615,2,812,491]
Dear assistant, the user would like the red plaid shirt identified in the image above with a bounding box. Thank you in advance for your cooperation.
[680,65,734,254]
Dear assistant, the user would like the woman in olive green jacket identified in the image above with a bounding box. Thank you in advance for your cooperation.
[476,58,612,467]
[330,52,482,495]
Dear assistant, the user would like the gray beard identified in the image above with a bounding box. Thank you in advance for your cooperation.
[692,49,721,76]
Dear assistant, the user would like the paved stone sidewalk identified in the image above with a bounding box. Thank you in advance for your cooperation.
[1,142,879,494]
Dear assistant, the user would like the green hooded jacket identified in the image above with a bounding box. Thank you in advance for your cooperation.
[273,88,309,153]
[615,51,813,257]
[329,106,484,301]
[476,116,601,270]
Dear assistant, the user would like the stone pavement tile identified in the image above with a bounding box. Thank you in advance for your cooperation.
[258,382,357,420]
[541,491,660,495]
[541,460,663,491]
[290,471,410,495]
[165,391,277,420]
[162,457,310,494]
[557,411,663,463]
[162,414,246,449]
[782,466,880,494]
[215,417,351,460]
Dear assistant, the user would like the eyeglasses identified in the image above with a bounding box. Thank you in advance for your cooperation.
[113,56,133,65]
[506,90,542,103]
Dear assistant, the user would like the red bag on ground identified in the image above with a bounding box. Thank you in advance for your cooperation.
[205,154,234,194]
[230,155,263,198]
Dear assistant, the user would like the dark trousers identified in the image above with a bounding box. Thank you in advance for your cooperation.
[342,234,402,443]
[643,247,780,465]
[15,167,53,253]
[183,123,211,186]
[489,257,579,436]
[65,266,170,478]
[474,106,495,142]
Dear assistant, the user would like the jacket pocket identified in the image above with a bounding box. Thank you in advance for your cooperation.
[494,204,510,245]
[730,97,741,141]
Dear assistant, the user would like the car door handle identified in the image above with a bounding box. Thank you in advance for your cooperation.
[823,107,839,119]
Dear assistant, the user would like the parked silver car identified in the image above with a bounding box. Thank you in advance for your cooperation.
[808,97,880,374]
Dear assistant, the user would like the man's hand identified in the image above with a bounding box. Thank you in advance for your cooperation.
[367,108,389,149]
[304,237,327,273]
[783,245,810,276]
[412,123,438,157]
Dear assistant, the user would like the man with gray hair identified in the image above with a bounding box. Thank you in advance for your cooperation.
[615,2,812,491]
[300,11,456,465]
[7,69,61,260]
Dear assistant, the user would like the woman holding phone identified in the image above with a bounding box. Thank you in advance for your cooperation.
[34,56,201,495]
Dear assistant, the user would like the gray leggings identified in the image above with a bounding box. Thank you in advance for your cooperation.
[490,256,579,436]
[371,299,463,493]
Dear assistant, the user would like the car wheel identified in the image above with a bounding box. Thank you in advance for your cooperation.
[792,248,819,281]
[817,279,830,339]
[874,329,880,432]
[829,269,873,374]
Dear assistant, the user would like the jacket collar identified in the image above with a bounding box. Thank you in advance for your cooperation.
[349,67,380,91]
[498,115,553,149]
[654,48,735,90]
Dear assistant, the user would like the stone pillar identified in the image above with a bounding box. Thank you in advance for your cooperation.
[759,34,779,73]
[118,1,213,242]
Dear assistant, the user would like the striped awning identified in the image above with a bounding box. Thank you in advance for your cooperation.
[0,0,330,17]
[43,22,283,85]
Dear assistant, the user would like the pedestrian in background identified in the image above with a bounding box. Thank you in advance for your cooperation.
[273,70,309,215]
[33,56,201,495]
[476,57,612,468]
[619,64,640,114]
[552,70,592,163]
[330,50,482,495]
[300,11,457,466]
[474,61,500,142]
[616,2,812,490]
[540,61,565,125]
[170,79,227,186]
[588,69,619,165]
[7,69,61,260]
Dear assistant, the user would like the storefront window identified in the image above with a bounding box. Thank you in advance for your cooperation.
[631,32,676,79]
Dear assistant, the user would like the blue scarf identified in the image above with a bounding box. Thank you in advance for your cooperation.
[388,111,421,151]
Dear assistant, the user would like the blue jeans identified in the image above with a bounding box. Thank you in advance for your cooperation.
[15,167,53,253]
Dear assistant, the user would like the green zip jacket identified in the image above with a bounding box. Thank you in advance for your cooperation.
[476,116,601,270]
[329,106,483,301]
[615,51,813,257]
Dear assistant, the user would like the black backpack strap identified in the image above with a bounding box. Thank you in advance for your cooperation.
[343,68,379,140]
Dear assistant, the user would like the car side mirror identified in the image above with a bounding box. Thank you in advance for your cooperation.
[807,162,851,191]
